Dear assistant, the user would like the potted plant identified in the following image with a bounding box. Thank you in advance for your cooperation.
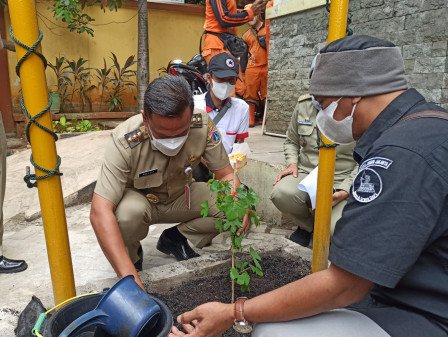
[49,86,61,114]
[48,56,72,113]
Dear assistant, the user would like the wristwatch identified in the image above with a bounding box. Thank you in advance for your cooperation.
[233,297,253,333]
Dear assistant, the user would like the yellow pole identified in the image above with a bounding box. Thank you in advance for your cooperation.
[312,0,349,273]
[8,0,76,303]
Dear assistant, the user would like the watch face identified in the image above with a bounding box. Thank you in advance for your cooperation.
[233,322,253,333]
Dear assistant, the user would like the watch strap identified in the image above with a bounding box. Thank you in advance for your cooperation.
[234,297,248,322]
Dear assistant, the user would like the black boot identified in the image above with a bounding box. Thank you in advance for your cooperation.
[0,256,28,274]
[133,245,143,272]
[156,226,200,261]
[289,227,312,247]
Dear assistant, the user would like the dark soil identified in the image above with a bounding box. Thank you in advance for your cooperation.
[154,251,311,337]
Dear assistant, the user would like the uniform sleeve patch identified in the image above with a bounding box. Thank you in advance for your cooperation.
[359,157,393,171]
[207,121,221,145]
[352,157,392,203]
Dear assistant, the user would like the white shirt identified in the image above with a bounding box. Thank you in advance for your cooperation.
[194,93,249,154]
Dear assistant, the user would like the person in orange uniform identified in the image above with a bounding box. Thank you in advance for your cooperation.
[202,0,266,64]
[241,6,268,127]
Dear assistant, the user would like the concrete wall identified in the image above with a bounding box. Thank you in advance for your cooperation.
[265,0,448,134]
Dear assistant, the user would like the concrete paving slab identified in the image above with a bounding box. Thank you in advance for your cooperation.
[4,130,112,228]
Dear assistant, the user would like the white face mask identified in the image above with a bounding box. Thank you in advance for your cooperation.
[315,97,356,145]
[148,126,189,156]
[211,79,235,100]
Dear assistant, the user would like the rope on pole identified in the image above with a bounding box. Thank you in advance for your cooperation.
[9,27,62,188]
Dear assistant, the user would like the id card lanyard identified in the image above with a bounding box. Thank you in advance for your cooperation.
[184,166,192,209]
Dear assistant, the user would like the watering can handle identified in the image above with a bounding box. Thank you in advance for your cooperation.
[58,309,108,337]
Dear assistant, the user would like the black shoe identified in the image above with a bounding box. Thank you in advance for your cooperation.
[289,228,312,247]
[156,227,200,261]
[0,256,28,274]
[134,245,143,272]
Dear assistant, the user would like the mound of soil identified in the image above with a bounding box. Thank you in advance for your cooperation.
[154,251,311,337]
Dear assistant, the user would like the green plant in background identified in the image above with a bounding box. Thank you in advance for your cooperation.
[48,56,72,109]
[104,53,137,112]
[53,116,75,133]
[201,178,262,300]
[93,58,112,107]
[67,57,95,112]
[75,119,100,132]
[50,0,125,37]
[53,116,100,133]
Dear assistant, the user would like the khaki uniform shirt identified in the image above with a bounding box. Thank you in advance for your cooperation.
[95,109,229,206]
[284,94,358,193]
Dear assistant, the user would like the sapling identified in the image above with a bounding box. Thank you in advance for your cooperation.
[201,175,263,302]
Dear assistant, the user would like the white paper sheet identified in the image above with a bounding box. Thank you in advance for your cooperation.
[298,166,319,210]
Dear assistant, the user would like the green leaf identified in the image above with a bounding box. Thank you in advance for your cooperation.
[230,268,239,280]
[200,200,209,218]
[235,261,248,270]
[215,219,223,233]
[250,247,261,261]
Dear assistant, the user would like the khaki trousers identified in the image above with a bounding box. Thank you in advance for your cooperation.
[115,182,223,263]
[0,114,7,256]
[270,173,346,234]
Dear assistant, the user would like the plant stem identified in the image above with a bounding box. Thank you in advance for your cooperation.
[231,165,236,304]
[232,245,235,304]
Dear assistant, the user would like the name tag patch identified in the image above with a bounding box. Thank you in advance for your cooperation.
[139,169,158,178]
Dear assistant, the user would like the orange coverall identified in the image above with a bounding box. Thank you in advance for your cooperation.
[202,0,254,64]
[242,25,268,101]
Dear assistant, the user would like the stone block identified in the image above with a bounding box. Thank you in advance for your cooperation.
[280,69,297,80]
[432,40,448,57]
[441,103,448,111]
[414,57,446,73]
[443,73,448,88]
[405,8,448,30]
[403,59,415,74]
[388,29,417,45]
[288,34,306,48]
[407,73,444,89]
[368,5,394,21]
[360,0,384,8]
[421,0,448,11]
[394,0,422,17]
[417,88,442,103]
[402,43,432,59]
[441,89,448,103]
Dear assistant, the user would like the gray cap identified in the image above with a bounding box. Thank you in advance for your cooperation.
[309,35,408,97]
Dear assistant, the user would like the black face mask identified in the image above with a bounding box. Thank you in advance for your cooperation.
[261,13,265,20]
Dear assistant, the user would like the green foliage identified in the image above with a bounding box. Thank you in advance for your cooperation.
[66,57,95,112]
[50,0,125,37]
[48,56,72,106]
[202,178,262,293]
[103,53,137,112]
[53,116,100,133]
[53,116,75,133]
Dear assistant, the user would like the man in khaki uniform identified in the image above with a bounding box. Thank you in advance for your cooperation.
[90,76,250,289]
[270,94,358,247]
[0,112,27,273]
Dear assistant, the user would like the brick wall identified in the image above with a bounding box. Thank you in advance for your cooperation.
[266,0,448,134]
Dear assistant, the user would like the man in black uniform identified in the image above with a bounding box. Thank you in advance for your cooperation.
[168,35,448,337]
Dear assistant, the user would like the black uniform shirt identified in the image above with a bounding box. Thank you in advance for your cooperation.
[329,89,448,337]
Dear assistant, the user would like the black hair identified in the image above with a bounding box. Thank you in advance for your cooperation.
[143,75,194,118]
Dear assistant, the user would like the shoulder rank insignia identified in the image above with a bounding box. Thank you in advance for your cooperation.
[124,126,149,148]
[191,113,203,128]
[298,93,311,102]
